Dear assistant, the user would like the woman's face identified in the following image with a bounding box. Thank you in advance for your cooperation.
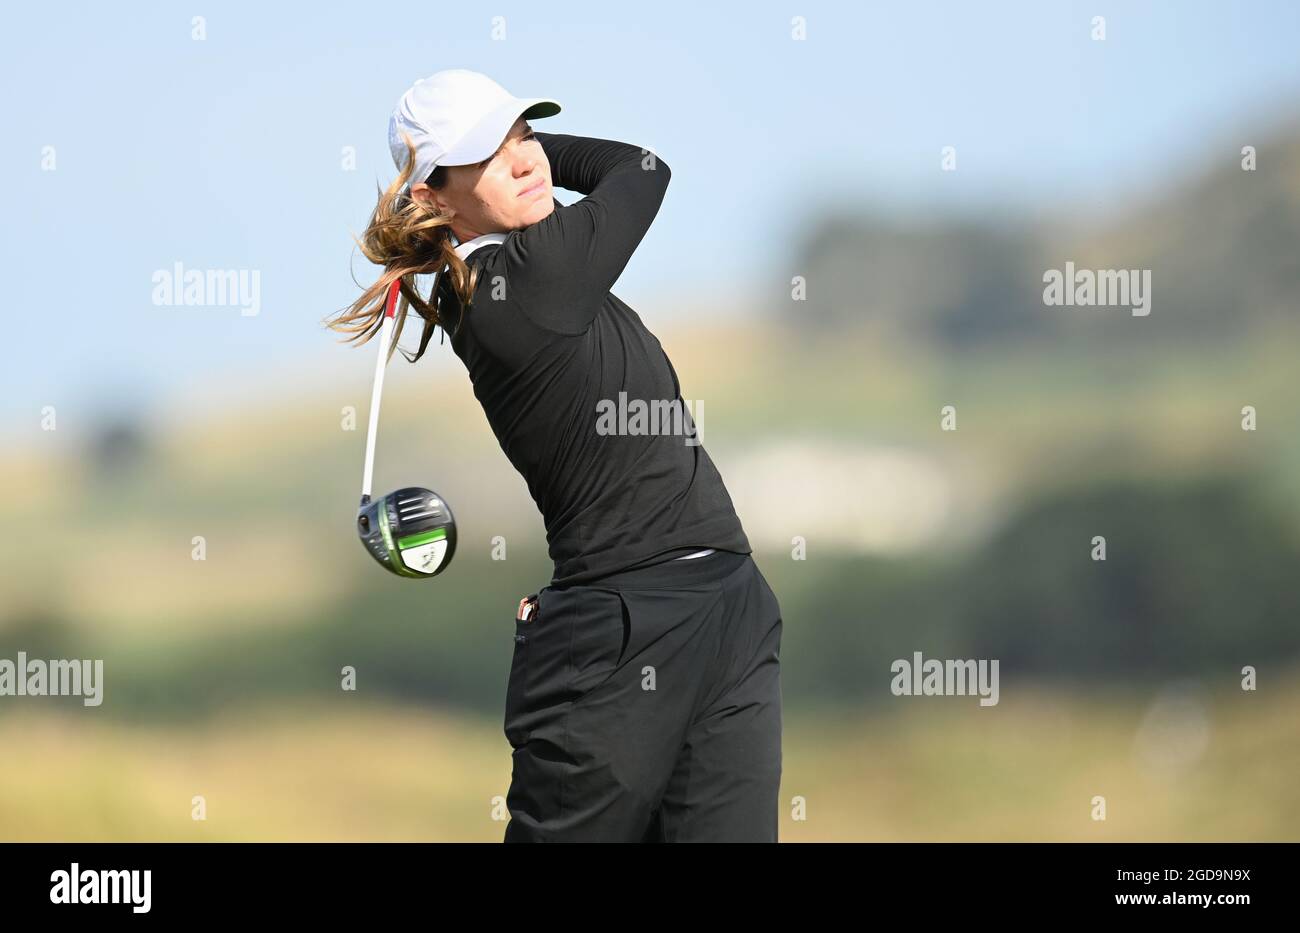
[413,117,553,241]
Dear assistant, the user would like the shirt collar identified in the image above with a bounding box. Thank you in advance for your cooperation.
[453,231,509,261]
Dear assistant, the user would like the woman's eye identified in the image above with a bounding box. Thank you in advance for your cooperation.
[479,133,536,168]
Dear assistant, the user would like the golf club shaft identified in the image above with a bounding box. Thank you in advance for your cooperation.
[361,279,402,500]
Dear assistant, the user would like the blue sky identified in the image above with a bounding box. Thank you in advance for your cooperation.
[2,0,1298,443]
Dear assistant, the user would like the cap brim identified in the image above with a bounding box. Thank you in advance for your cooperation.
[438,97,562,167]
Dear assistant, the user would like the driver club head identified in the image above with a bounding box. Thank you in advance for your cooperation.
[357,486,457,578]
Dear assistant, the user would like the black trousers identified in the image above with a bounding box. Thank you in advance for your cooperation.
[503,549,783,842]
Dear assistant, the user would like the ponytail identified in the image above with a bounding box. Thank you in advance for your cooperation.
[324,131,480,363]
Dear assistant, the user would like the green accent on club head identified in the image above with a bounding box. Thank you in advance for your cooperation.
[378,502,422,578]
[396,527,447,549]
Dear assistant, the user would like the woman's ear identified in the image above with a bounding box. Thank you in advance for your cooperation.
[409,183,441,214]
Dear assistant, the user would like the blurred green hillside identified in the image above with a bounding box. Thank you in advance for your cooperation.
[1,316,1295,719]
[787,121,1300,346]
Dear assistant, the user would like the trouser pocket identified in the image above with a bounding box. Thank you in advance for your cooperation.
[503,585,705,841]
[504,590,545,747]
[503,586,629,749]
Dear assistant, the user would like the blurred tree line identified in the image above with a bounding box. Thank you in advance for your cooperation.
[4,468,1295,721]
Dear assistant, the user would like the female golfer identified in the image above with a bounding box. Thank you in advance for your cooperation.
[328,69,782,842]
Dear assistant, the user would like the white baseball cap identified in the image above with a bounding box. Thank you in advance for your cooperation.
[388,69,561,191]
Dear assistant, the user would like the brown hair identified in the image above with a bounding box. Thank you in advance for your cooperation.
[323,130,480,363]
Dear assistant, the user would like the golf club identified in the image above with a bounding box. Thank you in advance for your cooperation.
[355,278,457,578]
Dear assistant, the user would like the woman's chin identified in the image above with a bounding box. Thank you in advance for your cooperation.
[519,197,556,227]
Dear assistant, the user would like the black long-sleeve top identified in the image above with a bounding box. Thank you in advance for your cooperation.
[436,131,751,587]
